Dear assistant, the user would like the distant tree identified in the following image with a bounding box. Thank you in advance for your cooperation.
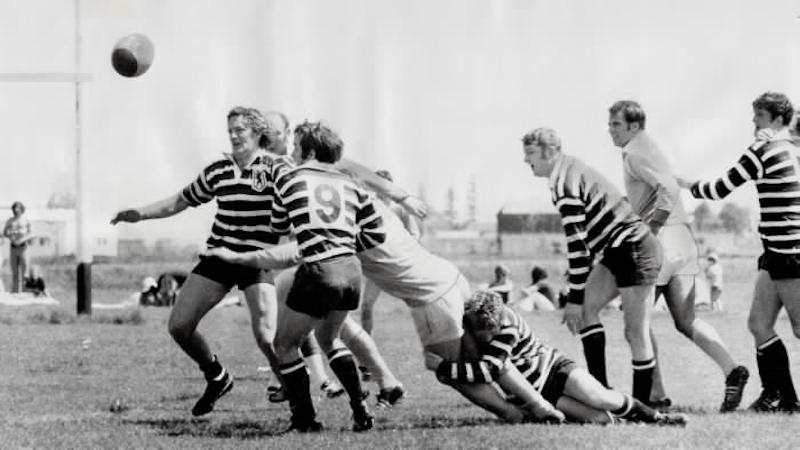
[692,202,714,232]
[46,192,76,209]
[718,203,751,234]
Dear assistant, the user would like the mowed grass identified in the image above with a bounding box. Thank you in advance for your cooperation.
[2,257,800,448]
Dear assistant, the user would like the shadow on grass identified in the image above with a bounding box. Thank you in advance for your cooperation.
[376,415,499,431]
[126,417,286,439]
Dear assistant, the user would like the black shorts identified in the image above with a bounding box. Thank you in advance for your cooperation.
[286,255,362,318]
[758,250,800,280]
[600,230,662,288]
[192,257,273,290]
[540,353,578,404]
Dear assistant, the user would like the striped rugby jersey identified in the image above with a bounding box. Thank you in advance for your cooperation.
[549,154,648,304]
[271,161,385,263]
[180,150,293,252]
[689,128,800,254]
[436,305,559,392]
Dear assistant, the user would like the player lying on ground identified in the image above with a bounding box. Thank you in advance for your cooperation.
[432,290,687,426]
[205,201,547,423]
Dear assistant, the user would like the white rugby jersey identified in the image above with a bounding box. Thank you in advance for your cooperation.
[357,201,460,306]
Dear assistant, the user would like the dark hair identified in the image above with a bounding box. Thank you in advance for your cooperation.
[294,121,343,163]
[609,100,646,130]
[11,201,25,214]
[531,266,548,283]
[753,92,794,125]
[375,169,393,182]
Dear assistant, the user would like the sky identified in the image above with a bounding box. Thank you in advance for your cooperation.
[2,0,800,244]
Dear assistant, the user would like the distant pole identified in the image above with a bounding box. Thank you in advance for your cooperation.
[75,0,92,315]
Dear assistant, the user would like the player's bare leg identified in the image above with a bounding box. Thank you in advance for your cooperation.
[496,364,564,423]
[243,283,284,391]
[662,274,748,411]
[340,316,406,407]
[554,396,612,423]
[619,284,656,403]
[448,382,526,423]
[167,273,234,416]
[579,265,619,389]
[360,278,382,336]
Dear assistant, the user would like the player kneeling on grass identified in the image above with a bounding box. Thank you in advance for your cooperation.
[433,290,687,426]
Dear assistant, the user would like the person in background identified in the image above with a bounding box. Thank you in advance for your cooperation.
[488,264,514,303]
[4,201,32,293]
[24,264,47,297]
[705,253,723,311]
[510,266,557,312]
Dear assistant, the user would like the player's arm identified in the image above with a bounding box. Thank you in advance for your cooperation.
[626,153,677,235]
[554,194,592,334]
[203,242,301,270]
[268,177,292,235]
[354,191,387,250]
[676,143,764,199]
[110,193,190,224]
[336,158,427,219]
[436,325,520,384]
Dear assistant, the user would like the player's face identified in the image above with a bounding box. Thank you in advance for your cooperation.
[523,143,554,178]
[608,112,638,148]
[465,316,499,343]
[227,116,259,155]
[291,138,309,163]
[753,108,783,134]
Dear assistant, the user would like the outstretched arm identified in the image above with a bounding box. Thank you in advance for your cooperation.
[110,193,190,224]
[202,242,301,270]
[336,158,428,219]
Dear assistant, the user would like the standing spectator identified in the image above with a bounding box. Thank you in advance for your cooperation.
[4,201,32,293]
[488,264,514,303]
[705,253,724,311]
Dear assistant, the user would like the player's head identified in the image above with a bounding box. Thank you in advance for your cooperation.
[531,266,548,284]
[752,92,794,132]
[292,121,343,163]
[11,201,25,216]
[608,100,645,148]
[261,111,290,155]
[227,106,267,155]
[464,290,505,342]
[707,253,719,263]
[521,127,562,178]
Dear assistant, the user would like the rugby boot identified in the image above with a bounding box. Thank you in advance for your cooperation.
[720,365,749,412]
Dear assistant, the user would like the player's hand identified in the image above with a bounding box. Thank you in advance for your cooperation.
[399,196,428,219]
[561,303,583,335]
[538,408,566,424]
[202,247,238,263]
[110,209,142,225]
[424,350,444,371]
[674,176,694,189]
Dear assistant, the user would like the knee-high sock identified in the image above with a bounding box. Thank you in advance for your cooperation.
[757,336,798,402]
[632,358,656,403]
[327,348,366,405]
[279,359,316,425]
[580,324,609,388]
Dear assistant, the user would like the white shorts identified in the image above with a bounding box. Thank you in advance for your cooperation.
[409,274,469,347]
[656,223,700,286]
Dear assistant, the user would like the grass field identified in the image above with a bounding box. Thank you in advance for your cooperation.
[2,256,800,448]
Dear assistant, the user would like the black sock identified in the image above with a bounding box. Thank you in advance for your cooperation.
[757,336,798,402]
[632,358,656,403]
[580,324,608,388]
[199,355,224,380]
[279,359,316,425]
[327,348,365,405]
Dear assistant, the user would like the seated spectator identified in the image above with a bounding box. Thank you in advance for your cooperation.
[488,264,514,303]
[138,277,159,306]
[510,266,558,312]
[24,265,47,297]
[156,271,188,306]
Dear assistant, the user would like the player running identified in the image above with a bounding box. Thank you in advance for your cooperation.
[608,100,749,411]
[677,92,800,413]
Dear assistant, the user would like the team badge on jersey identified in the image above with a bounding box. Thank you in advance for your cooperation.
[252,168,268,192]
